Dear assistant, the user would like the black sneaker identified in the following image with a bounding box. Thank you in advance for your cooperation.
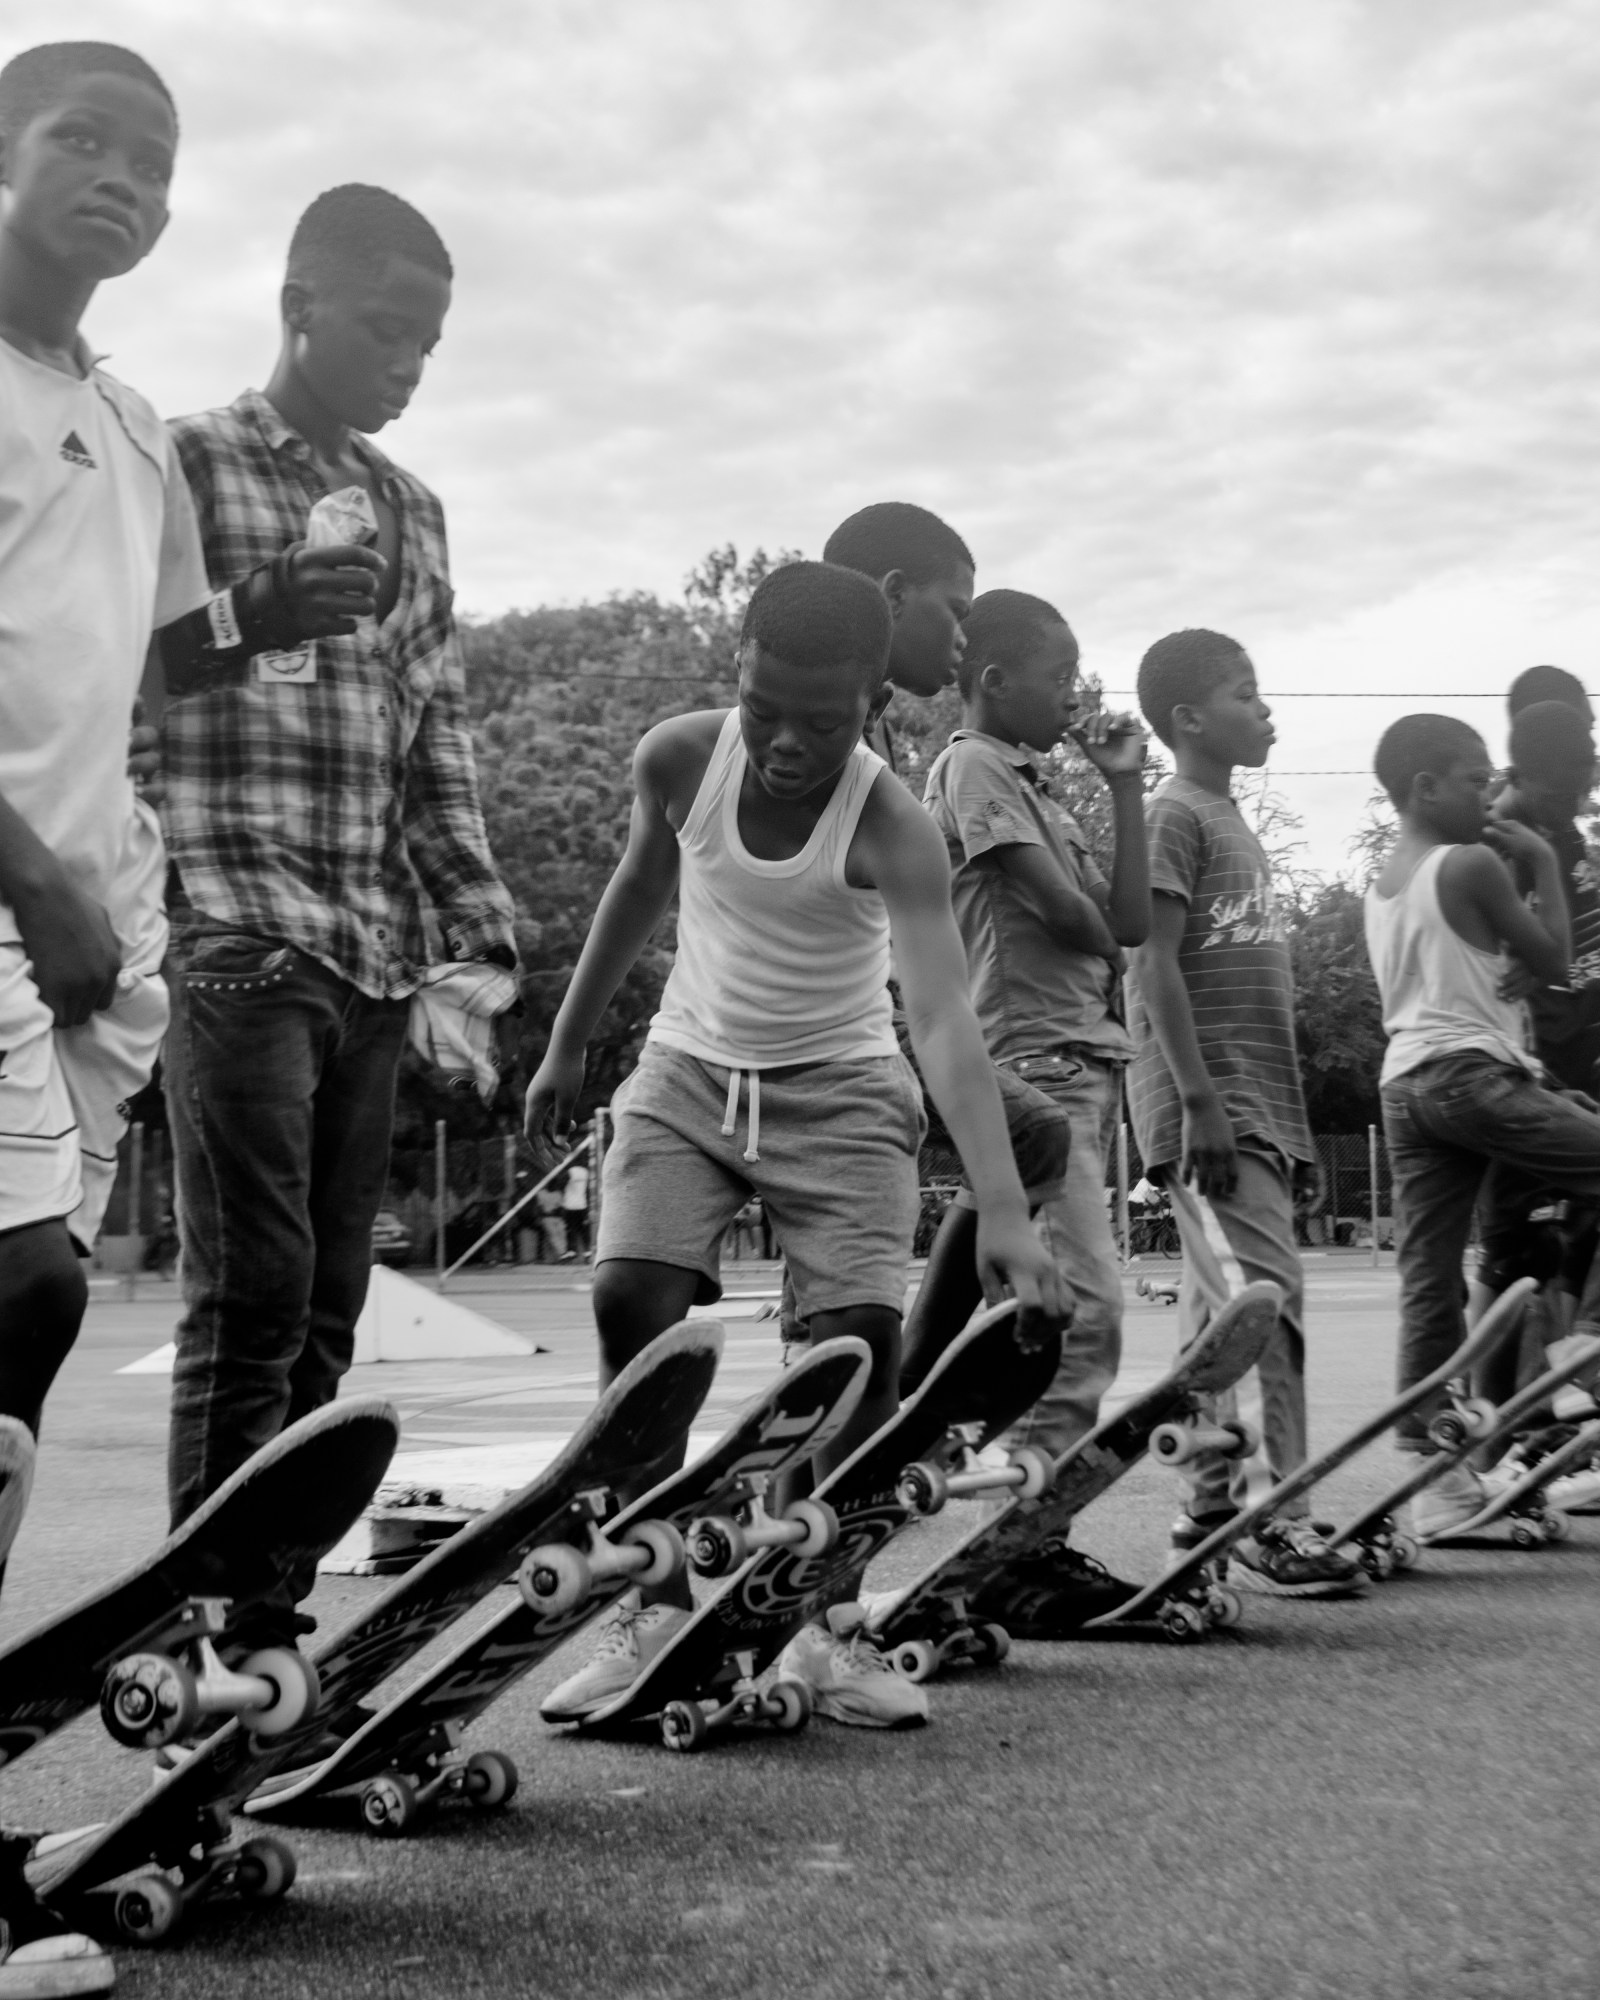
[1228,1517,1367,1597]
[970,1541,1139,1637]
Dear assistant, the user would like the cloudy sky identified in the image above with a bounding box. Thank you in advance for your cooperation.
[20,0,1600,870]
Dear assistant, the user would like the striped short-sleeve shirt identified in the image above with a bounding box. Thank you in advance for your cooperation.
[1127,776,1312,1171]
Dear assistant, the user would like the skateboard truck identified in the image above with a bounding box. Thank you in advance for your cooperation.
[100,1599,320,1752]
[1427,1387,1498,1452]
[885,1595,1011,1683]
[1149,1418,1259,1468]
[517,1490,687,1616]
[659,1650,812,1752]
[355,1722,519,1836]
[686,1476,839,1578]
[896,1443,1054,1517]
[98,1804,299,1946]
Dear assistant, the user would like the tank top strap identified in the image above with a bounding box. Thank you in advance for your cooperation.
[817,742,887,889]
[679,710,743,850]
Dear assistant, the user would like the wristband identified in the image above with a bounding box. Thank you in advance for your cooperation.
[159,552,304,696]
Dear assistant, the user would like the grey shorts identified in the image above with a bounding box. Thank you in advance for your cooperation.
[597,1042,927,1319]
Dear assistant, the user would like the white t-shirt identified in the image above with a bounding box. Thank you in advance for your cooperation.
[0,338,208,937]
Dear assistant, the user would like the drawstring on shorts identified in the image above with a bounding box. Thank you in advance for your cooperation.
[720,1066,762,1162]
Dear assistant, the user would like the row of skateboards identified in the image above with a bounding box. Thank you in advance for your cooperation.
[5,1267,1594,1949]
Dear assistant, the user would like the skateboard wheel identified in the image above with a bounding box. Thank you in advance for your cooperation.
[464,1749,519,1807]
[360,1771,420,1834]
[239,1648,320,1737]
[687,1515,747,1578]
[1509,1518,1540,1549]
[113,1872,182,1944]
[1207,1587,1243,1629]
[661,1700,709,1752]
[1158,1600,1207,1644]
[782,1497,838,1559]
[1428,1412,1468,1451]
[974,1622,1011,1667]
[1358,1545,1391,1583]
[1009,1447,1054,1500]
[1389,1534,1420,1572]
[889,1638,940,1683]
[1543,1511,1571,1543]
[1220,1420,1260,1459]
[101,1653,199,1750]
[235,1834,297,1901]
[766,1679,811,1732]
[620,1518,687,1588]
[896,1461,948,1516]
[518,1542,592,1615]
[1149,1422,1195,1467]
[1454,1396,1498,1441]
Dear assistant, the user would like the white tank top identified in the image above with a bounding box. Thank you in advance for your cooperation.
[648,710,897,1069]
[1364,844,1539,1085]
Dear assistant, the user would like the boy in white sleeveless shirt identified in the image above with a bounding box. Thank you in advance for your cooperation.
[526,561,1065,1727]
[1366,714,1600,1534]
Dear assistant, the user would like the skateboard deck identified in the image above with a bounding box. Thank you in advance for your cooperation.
[865,1281,1280,1676]
[1327,1318,1598,1573]
[28,1319,723,1944]
[576,1298,1063,1748]
[1424,1410,1600,1547]
[1078,1276,1536,1641]
[0,1396,400,1771]
[244,1336,872,1832]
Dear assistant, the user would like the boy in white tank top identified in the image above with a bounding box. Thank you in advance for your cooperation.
[1366,714,1600,1534]
[526,561,1066,1728]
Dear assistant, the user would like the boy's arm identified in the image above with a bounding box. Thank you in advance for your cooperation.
[991,847,1121,962]
[0,804,121,1027]
[1070,711,1152,946]
[1450,829,1570,982]
[862,785,1068,1330]
[1135,891,1238,1198]
[522,721,694,1142]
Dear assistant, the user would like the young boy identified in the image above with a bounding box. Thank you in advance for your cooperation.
[920,589,1150,1629]
[1366,713,1600,1532]
[0,38,213,1988]
[153,184,518,1653]
[526,561,1066,1726]
[1128,631,1362,1594]
[819,506,1074,1363]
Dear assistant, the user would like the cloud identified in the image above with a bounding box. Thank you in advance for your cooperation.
[12,0,1600,864]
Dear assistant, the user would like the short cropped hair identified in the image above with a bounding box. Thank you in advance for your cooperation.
[1508,664,1591,722]
[1509,700,1597,790]
[957,590,1069,697]
[287,184,453,290]
[1373,714,1486,810]
[739,560,893,682]
[0,42,174,137]
[1137,629,1248,748]
[823,503,974,588]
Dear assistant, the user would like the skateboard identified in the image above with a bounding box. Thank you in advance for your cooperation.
[0,1397,400,1772]
[28,1319,724,1945]
[574,1298,1063,1749]
[244,1336,872,1833]
[1077,1276,1536,1642]
[1422,1411,1600,1548]
[864,1281,1280,1678]
[1326,1320,1600,1574]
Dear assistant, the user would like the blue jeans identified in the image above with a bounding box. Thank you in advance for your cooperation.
[163,920,408,1619]
[1383,1051,1600,1446]
[1003,1052,1124,1461]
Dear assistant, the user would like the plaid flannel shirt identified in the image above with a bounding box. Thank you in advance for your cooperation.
[162,390,516,1000]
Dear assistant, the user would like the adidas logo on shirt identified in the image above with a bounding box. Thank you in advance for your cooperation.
[59,430,96,470]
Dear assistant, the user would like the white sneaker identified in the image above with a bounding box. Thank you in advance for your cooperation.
[776,1606,930,1728]
[539,1599,690,1722]
[0,1932,115,1996]
[1544,1462,1600,1514]
[1476,1449,1533,1500]
[1410,1460,1487,1539]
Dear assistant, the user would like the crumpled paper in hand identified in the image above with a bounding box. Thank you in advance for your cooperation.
[408,963,521,1101]
[306,486,380,549]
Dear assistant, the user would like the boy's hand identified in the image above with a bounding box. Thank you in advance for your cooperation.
[1482,820,1553,873]
[283,543,386,637]
[1069,709,1148,781]
[524,1046,587,1155]
[16,876,122,1027]
[127,701,164,806]
[973,1207,1070,1347]
[1181,1096,1239,1200]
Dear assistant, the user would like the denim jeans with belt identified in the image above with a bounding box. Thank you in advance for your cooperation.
[163,919,408,1627]
[1383,1049,1600,1446]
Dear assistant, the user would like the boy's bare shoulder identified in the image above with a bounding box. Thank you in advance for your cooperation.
[635,708,728,804]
